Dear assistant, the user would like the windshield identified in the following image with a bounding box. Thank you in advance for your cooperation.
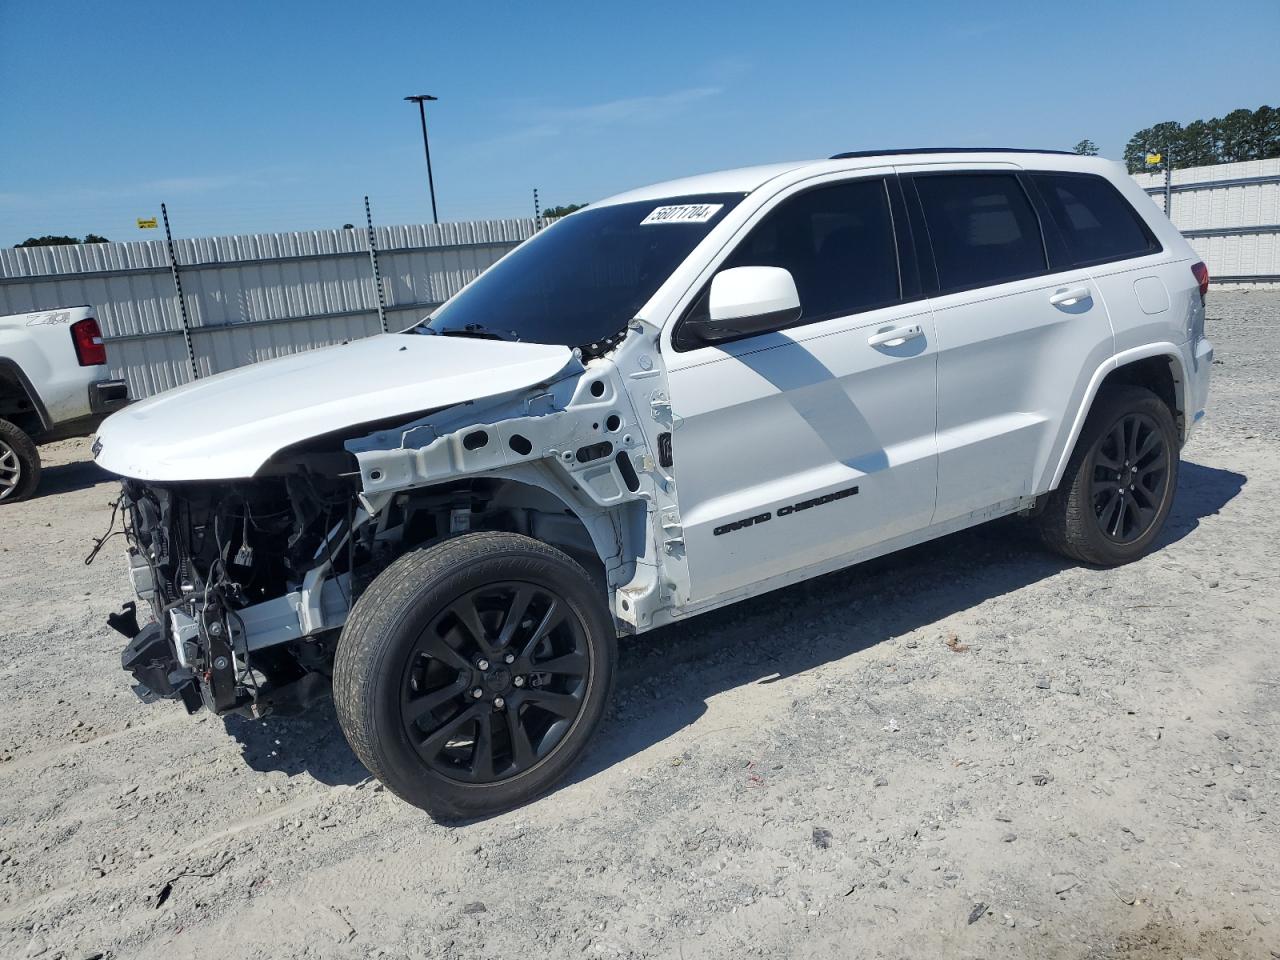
[416,194,742,348]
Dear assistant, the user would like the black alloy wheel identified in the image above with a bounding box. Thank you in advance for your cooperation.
[401,581,590,784]
[334,531,616,820]
[1088,411,1171,544]
[1038,384,1180,567]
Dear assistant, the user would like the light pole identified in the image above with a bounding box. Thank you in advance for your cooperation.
[404,94,439,224]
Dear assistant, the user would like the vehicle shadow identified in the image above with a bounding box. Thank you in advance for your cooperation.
[35,458,114,497]
[223,700,368,787]
[1154,459,1246,549]
[225,460,1244,801]
[568,459,1246,787]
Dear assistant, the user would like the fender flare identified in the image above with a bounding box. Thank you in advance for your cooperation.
[1047,342,1190,491]
[0,358,52,431]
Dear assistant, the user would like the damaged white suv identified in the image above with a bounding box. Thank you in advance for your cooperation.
[95,149,1213,818]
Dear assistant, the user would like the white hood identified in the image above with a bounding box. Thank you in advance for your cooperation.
[94,333,575,481]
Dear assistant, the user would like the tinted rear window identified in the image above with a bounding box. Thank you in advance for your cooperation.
[913,174,1048,293]
[1030,172,1160,266]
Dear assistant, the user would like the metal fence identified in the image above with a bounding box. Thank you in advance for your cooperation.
[1132,158,1280,285]
[0,217,538,398]
[3,159,1276,401]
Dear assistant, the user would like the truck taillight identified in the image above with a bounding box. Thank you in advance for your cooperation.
[1191,261,1210,303]
[71,317,107,366]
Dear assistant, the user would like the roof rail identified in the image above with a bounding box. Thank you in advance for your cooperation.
[829,147,1076,160]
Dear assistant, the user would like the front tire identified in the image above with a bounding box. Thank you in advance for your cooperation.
[0,419,40,504]
[1039,385,1179,566]
[333,532,616,820]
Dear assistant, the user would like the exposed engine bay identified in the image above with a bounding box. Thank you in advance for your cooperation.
[117,472,353,715]
[114,466,622,717]
[101,321,690,721]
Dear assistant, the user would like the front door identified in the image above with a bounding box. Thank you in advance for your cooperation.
[664,174,939,604]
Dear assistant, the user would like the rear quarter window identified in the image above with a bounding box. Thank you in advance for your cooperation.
[1029,172,1161,267]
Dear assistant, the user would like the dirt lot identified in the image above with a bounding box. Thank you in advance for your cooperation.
[2,291,1278,960]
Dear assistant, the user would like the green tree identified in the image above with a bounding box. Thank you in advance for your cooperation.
[1122,105,1280,172]
[542,203,587,219]
[1180,120,1219,168]
[1124,121,1183,174]
[15,234,109,247]
[1250,105,1280,160]
[1072,139,1099,156]
[17,235,80,247]
[1216,108,1255,162]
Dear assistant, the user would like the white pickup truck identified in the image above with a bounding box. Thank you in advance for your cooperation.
[0,306,129,502]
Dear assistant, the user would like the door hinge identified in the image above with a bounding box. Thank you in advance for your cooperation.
[661,512,684,555]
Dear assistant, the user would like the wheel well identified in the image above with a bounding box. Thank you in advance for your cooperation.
[0,369,44,437]
[484,480,607,588]
[391,478,610,595]
[1100,355,1182,437]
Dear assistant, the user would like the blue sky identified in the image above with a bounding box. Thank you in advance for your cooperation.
[2,0,1277,244]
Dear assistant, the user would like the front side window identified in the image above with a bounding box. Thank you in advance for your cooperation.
[417,194,741,349]
[720,178,901,322]
[1030,172,1161,266]
[913,174,1048,293]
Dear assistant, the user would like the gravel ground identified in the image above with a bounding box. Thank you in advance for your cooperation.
[1,291,1277,960]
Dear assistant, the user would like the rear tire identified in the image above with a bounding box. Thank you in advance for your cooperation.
[333,532,616,820]
[0,419,40,503]
[1038,385,1179,566]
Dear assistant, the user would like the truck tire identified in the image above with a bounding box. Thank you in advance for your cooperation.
[333,531,616,820]
[0,418,40,503]
[1038,385,1179,566]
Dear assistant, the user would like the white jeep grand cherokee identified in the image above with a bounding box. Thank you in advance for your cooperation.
[95,149,1213,818]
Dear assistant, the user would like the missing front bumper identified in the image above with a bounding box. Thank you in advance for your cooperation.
[119,620,200,713]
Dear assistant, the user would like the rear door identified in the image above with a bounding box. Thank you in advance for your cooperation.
[663,172,939,603]
[899,165,1116,522]
[1026,169,1181,357]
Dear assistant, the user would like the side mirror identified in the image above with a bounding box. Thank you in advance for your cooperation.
[685,266,803,345]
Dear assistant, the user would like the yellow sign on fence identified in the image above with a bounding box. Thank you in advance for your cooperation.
[137,217,158,229]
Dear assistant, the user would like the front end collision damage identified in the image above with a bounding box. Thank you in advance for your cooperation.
[111,322,691,718]
[347,322,691,631]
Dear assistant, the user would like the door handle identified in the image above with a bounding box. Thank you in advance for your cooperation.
[867,324,924,347]
[1049,286,1092,307]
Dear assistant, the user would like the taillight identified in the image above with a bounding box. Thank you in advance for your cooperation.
[1191,261,1210,303]
[70,317,107,366]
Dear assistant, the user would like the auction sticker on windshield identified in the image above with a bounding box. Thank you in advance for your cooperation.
[641,203,724,225]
